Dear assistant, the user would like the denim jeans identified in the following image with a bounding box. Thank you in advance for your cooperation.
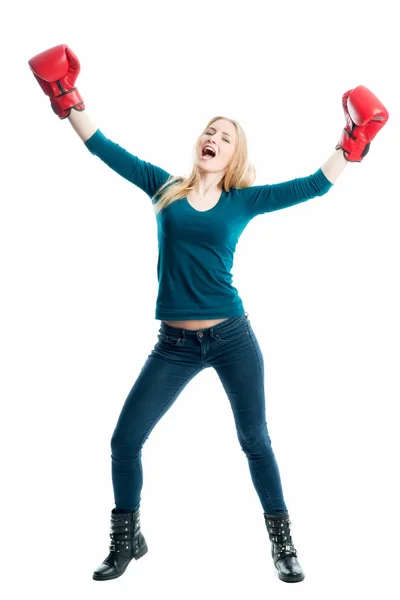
[110,312,288,515]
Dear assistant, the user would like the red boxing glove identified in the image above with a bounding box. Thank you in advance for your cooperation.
[28,44,85,119]
[336,85,389,162]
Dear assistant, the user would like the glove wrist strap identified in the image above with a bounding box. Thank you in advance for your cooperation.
[51,87,85,119]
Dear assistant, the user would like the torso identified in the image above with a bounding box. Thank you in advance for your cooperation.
[163,188,227,330]
[162,317,229,330]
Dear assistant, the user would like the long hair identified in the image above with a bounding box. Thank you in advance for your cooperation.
[151,116,257,215]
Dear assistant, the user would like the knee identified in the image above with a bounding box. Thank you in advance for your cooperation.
[238,421,273,455]
[110,432,143,458]
[110,433,120,453]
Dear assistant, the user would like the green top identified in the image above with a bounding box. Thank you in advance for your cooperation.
[85,129,333,320]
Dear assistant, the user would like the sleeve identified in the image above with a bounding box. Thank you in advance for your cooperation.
[240,168,334,219]
[84,129,172,201]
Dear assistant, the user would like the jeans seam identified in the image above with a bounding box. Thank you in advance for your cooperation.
[246,328,273,512]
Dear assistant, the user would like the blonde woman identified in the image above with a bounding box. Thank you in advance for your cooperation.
[28,44,389,584]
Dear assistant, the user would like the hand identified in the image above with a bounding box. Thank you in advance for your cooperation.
[28,44,85,119]
[336,85,389,162]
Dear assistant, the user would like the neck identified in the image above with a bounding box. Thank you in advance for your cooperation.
[195,171,224,197]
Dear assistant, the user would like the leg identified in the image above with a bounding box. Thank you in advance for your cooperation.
[214,326,288,514]
[213,322,304,581]
[111,354,203,511]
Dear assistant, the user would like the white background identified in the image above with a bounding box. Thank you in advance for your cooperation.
[1,0,399,598]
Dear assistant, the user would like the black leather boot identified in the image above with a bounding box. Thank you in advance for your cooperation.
[93,508,148,581]
[264,512,305,583]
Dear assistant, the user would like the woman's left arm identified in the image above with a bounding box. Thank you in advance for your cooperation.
[321,148,348,184]
[242,86,389,218]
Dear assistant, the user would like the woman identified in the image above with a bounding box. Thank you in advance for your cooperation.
[28,44,389,584]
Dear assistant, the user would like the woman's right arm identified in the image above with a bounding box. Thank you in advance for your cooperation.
[68,109,98,143]
[28,44,171,199]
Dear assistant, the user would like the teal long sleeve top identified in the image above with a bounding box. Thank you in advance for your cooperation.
[84,129,333,321]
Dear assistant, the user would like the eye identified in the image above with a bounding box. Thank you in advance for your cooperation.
[205,132,230,143]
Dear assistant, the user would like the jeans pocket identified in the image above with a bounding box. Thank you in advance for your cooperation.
[214,327,250,343]
[157,332,184,347]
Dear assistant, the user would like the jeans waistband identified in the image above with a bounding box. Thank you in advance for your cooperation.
[159,312,249,338]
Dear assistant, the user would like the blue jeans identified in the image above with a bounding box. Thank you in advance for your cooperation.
[110,313,288,515]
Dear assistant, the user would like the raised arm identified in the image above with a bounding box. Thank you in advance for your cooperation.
[321,147,348,184]
[28,44,171,200]
[68,107,98,142]
[241,85,389,219]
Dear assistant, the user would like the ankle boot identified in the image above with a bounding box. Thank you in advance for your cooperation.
[264,512,305,583]
[93,507,148,581]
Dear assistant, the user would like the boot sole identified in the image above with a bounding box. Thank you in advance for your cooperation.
[277,571,305,583]
[92,542,148,581]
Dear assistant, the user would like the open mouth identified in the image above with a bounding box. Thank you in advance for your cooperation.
[201,145,217,160]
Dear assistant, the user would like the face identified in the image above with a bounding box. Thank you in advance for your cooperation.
[196,119,237,173]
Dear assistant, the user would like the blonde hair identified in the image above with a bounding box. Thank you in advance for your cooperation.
[151,116,256,215]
